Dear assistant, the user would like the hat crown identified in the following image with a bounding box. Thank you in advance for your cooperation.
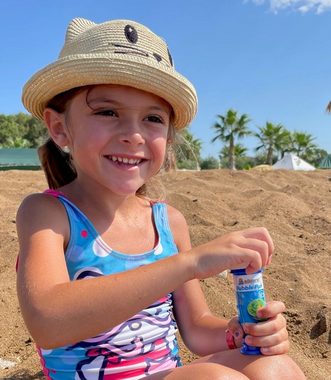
[22,17,197,129]
[59,18,174,69]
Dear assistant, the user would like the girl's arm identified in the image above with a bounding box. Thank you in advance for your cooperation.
[16,194,194,349]
[169,205,289,357]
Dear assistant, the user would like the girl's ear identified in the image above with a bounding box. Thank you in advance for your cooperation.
[43,108,70,148]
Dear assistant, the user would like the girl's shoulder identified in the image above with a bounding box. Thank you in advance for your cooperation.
[164,203,190,248]
[17,191,65,214]
[166,204,187,226]
[16,192,69,239]
[145,196,189,242]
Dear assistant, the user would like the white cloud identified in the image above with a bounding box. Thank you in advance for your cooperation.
[247,0,331,13]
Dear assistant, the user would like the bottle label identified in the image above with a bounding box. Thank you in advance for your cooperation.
[233,272,264,293]
[233,272,266,323]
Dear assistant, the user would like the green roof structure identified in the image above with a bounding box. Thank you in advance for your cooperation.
[319,154,331,169]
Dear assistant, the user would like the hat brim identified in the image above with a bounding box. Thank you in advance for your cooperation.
[22,54,197,129]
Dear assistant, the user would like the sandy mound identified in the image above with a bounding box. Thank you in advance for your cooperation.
[0,169,330,379]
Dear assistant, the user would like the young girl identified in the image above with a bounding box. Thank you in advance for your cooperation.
[17,18,305,379]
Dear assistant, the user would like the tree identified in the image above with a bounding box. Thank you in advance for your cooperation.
[212,109,251,170]
[219,144,248,169]
[308,148,328,167]
[254,122,289,165]
[175,129,202,170]
[277,129,292,158]
[22,115,47,147]
[0,113,47,148]
[200,156,220,170]
[0,115,24,147]
[6,136,30,148]
[290,131,317,160]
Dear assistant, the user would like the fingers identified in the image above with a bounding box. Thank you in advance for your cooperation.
[244,325,289,352]
[242,227,274,255]
[257,300,286,320]
[260,340,290,355]
[191,226,274,279]
[230,227,274,273]
[244,253,263,274]
[244,302,287,337]
[242,227,274,265]
[243,308,289,355]
[243,315,287,337]
[227,301,289,355]
[238,237,270,269]
[230,247,263,275]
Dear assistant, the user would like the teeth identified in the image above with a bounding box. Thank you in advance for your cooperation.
[109,155,141,165]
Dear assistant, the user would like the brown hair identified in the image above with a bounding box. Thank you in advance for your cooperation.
[38,87,86,189]
[38,86,177,192]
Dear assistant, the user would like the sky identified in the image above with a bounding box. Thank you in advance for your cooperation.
[1,0,331,158]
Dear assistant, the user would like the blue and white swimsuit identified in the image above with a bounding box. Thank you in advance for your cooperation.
[38,190,182,379]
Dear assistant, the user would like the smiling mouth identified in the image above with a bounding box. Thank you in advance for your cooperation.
[105,155,146,166]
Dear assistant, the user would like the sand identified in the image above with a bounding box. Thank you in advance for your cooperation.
[0,169,330,379]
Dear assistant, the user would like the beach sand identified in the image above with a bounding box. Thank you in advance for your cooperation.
[0,169,330,379]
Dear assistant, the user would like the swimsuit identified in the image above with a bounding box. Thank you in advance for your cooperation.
[38,190,182,379]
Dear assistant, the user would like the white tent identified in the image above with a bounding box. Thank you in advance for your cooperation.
[272,153,315,171]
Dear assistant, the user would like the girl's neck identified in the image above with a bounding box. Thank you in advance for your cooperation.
[57,178,155,255]
[59,177,148,220]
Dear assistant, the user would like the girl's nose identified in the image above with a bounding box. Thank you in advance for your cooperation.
[120,132,145,145]
[118,119,145,145]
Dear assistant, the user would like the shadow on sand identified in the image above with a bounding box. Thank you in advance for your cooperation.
[1,370,44,379]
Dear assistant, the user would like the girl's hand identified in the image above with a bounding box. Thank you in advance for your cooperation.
[226,316,245,349]
[226,301,289,355]
[188,227,274,280]
[242,301,289,355]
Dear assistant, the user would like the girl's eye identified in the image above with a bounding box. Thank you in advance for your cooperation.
[145,115,164,124]
[95,109,117,117]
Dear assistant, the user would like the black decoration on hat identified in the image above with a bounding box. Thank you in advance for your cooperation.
[124,25,138,44]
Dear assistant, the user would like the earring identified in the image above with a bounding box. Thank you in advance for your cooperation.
[62,146,70,154]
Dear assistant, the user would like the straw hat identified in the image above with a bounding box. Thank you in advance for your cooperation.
[22,18,198,129]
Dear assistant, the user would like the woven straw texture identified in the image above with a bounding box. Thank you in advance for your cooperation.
[22,18,198,129]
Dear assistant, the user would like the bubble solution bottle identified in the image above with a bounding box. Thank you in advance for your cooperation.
[231,269,266,355]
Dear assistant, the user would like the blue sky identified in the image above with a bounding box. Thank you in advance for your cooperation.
[1,0,331,158]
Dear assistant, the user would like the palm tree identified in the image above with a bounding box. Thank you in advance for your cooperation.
[254,122,288,165]
[277,129,292,158]
[175,129,202,170]
[290,131,317,160]
[219,144,248,169]
[212,109,251,170]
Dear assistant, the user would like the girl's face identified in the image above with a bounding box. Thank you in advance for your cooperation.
[63,85,172,196]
